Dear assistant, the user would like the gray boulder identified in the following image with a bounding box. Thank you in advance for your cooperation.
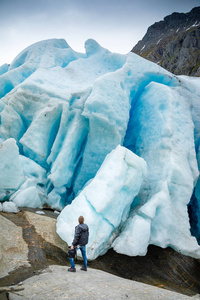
[8,265,194,300]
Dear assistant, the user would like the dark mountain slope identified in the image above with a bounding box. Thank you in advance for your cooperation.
[131,7,200,76]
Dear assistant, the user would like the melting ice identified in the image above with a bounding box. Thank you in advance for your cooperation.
[1,39,200,259]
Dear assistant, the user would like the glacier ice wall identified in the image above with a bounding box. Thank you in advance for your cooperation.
[1,39,200,259]
[57,145,147,259]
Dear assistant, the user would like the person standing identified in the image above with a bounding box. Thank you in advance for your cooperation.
[68,216,89,272]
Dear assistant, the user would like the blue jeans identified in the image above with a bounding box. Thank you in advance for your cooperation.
[69,245,87,269]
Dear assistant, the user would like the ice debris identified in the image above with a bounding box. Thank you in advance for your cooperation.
[2,201,20,213]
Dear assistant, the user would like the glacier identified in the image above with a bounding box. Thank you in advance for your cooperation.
[57,145,147,259]
[1,38,200,259]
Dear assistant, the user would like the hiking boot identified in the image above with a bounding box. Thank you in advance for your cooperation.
[68,267,76,272]
[80,266,87,271]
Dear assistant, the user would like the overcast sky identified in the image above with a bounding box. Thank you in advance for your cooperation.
[0,0,199,65]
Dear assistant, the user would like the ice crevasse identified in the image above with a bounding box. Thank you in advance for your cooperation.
[1,38,200,259]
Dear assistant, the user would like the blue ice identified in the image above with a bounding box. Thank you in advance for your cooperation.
[0,39,200,259]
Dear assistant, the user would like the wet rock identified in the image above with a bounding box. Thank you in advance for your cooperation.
[0,210,68,282]
[0,214,30,278]
[89,246,200,296]
[24,211,68,254]
[1,210,200,298]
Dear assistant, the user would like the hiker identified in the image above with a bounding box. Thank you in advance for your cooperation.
[68,215,89,272]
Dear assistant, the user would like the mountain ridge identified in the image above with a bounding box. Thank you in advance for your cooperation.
[131,6,200,76]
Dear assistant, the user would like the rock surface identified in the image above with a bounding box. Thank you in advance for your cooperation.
[132,7,200,76]
[0,210,68,279]
[0,214,30,278]
[1,211,200,298]
[25,211,68,253]
[7,265,195,300]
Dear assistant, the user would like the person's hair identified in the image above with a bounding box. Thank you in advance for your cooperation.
[78,216,84,224]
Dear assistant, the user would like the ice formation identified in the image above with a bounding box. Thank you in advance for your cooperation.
[1,38,200,259]
[1,201,19,213]
[57,145,147,259]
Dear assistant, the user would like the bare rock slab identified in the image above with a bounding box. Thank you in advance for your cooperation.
[8,265,194,300]
[24,211,68,253]
[0,214,30,278]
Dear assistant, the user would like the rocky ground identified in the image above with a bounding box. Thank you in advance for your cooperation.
[1,209,200,299]
[1,265,198,300]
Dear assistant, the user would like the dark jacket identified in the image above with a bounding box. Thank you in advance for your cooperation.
[72,223,89,246]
